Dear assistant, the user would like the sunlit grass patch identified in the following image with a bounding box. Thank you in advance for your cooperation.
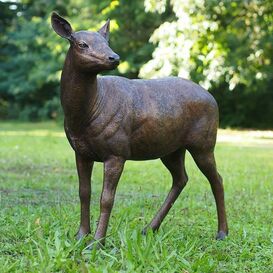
[218,129,273,146]
[0,122,272,272]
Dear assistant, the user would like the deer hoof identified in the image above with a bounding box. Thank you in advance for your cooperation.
[216,230,228,240]
[85,239,104,251]
[142,226,155,236]
[75,228,90,241]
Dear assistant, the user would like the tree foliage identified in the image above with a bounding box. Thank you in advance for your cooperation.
[0,0,272,128]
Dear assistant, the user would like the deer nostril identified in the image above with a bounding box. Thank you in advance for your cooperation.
[108,54,120,62]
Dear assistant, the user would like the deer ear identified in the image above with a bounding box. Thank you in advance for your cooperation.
[51,12,73,40]
[98,19,110,42]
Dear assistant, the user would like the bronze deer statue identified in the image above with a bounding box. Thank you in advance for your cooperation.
[51,12,228,248]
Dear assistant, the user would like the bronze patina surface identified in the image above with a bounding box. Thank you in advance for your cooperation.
[51,12,228,247]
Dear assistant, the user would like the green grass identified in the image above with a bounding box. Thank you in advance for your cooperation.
[0,121,272,273]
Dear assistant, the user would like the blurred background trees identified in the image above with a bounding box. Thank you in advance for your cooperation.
[0,0,272,128]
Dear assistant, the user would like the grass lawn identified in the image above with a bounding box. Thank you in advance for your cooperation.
[0,121,272,272]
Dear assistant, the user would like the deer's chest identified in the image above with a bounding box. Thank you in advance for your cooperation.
[63,123,100,160]
[65,124,130,162]
[66,133,98,160]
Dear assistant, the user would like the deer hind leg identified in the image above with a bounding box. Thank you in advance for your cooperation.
[189,149,228,239]
[142,149,188,234]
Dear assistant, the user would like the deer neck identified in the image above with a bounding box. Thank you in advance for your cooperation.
[61,49,99,133]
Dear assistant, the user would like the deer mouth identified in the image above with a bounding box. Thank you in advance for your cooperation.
[109,59,120,66]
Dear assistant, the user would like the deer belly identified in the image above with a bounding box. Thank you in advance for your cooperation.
[129,120,188,160]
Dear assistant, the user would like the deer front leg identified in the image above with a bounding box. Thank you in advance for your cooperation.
[75,153,93,240]
[91,156,124,247]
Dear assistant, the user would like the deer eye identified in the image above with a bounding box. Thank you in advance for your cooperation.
[78,42,89,49]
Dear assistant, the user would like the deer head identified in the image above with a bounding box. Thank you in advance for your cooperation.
[51,12,120,73]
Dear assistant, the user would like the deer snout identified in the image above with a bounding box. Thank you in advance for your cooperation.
[108,54,120,64]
